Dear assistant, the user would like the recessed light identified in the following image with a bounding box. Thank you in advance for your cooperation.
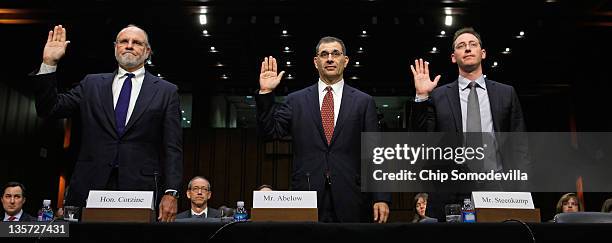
[445,16,453,26]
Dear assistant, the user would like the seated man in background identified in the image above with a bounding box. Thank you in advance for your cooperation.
[176,176,221,219]
[2,182,36,222]
[257,184,273,191]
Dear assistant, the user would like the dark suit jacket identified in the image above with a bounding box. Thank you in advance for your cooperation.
[410,78,529,170]
[256,83,391,222]
[410,78,530,220]
[32,70,183,207]
[410,78,525,133]
[176,207,221,219]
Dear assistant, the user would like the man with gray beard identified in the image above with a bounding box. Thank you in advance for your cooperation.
[30,25,183,222]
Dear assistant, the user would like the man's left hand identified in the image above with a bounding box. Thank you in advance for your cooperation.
[373,202,390,223]
[158,195,177,222]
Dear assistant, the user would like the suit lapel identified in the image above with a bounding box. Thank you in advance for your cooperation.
[100,72,119,139]
[485,79,501,131]
[329,84,354,147]
[306,84,328,146]
[123,71,160,136]
[445,80,462,132]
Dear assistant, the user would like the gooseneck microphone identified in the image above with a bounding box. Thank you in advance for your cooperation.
[306,172,311,191]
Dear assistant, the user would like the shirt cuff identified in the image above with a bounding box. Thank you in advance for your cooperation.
[414,95,429,102]
[37,63,57,75]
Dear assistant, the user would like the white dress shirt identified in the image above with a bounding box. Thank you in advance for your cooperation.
[112,67,145,125]
[191,207,209,218]
[317,79,344,127]
[458,75,494,133]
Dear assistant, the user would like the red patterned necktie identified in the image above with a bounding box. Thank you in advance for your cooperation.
[321,86,334,145]
[8,216,16,221]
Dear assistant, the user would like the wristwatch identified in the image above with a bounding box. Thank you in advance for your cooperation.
[164,190,179,199]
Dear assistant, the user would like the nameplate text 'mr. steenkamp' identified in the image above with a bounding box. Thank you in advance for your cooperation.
[86,190,154,209]
[253,191,317,208]
[472,191,535,209]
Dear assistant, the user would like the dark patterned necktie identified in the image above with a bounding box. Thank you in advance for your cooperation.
[115,73,135,136]
[321,86,334,145]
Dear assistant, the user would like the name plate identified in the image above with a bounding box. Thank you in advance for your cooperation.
[472,191,534,209]
[253,191,317,208]
[86,190,154,209]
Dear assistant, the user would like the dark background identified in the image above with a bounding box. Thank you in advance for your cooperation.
[0,0,611,221]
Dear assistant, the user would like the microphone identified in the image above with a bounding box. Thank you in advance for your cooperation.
[306,172,311,191]
[153,171,159,207]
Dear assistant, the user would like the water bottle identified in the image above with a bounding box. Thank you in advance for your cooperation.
[37,200,54,221]
[233,201,248,222]
[461,198,476,223]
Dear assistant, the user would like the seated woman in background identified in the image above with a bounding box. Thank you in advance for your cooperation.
[412,193,434,223]
[601,198,612,213]
[556,193,583,214]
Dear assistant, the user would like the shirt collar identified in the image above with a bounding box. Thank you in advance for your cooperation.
[458,74,486,91]
[191,207,208,216]
[318,79,344,94]
[117,66,145,80]
[4,209,23,221]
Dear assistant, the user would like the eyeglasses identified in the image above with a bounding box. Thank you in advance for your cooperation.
[455,41,480,50]
[115,39,146,48]
[189,187,210,193]
[317,50,344,58]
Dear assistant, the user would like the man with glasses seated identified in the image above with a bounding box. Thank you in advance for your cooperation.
[176,176,221,219]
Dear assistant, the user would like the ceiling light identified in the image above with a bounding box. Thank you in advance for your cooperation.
[445,16,453,26]
[199,14,207,25]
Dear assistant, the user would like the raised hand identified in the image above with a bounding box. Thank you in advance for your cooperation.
[259,56,285,94]
[410,59,441,98]
[43,25,70,66]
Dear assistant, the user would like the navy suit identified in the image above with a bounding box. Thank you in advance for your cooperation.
[410,78,529,220]
[32,71,183,207]
[256,83,391,222]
